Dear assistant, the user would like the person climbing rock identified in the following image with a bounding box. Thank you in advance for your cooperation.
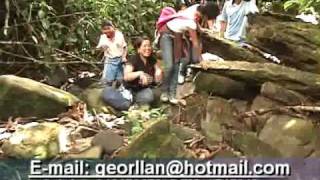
[156,4,220,105]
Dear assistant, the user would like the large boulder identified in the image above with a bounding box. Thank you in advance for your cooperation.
[259,115,320,157]
[0,75,79,120]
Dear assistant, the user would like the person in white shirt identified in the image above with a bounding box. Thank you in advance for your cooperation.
[219,0,259,42]
[96,21,127,86]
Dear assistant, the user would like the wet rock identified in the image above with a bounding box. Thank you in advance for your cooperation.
[261,82,308,105]
[227,131,282,157]
[1,122,66,159]
[0,75,79,120]
[259,115,320,157]
[170,123,202,141]
[116,119,191,158]
[92,130,124,155]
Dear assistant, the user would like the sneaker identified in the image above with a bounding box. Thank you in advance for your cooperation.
[169,97,187,106]
[169,97,179,105]
[160,93,169,102]
[185,68,193,82]
[186,68,193,77]
[178,73,185,84]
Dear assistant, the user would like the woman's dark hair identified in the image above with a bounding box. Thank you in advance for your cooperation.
[133,36,151,51]
[197,2,220,19]
[101,20,114,28]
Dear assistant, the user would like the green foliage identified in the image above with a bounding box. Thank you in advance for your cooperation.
[123,106,168,142]
[284,0,320,13]
[1,0,172,76]
[77,0,173,39]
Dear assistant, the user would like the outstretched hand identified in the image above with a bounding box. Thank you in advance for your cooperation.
[139,73,153,86]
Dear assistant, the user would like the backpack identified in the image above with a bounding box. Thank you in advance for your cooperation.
[154,7,190,48]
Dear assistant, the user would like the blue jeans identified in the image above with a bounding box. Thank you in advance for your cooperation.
[159,33,179,97]
[132,88,154,105]
[101,57,123,83]
[102,86,131,111]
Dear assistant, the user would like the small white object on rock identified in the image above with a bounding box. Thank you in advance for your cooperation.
[201,53,224,61]
[296,13,319,25]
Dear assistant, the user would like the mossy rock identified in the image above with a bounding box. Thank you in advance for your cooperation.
[170,123,202,141]
[0,75,79,120]
[1,122,63,159]
[116,119,191,158]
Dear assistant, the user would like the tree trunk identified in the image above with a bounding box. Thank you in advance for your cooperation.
[190,61,320,97]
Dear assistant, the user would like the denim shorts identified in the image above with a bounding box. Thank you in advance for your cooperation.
[101,56,123,83]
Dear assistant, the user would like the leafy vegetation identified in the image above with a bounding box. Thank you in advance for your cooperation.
[0,0,172,77]
[0,0,319,78]
[284,0,320,13]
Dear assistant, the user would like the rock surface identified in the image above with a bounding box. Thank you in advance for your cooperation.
[259,115,320,157]
[0,75,79,120]
[2,122,65,159]
[116,119,191,158]
[80,84,113,114]
[227,131,282,157]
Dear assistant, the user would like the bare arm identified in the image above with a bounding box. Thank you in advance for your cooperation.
[123,64,143,82]
[154,62,163,83]
[219,1,228,37]
[220,21,227,37]
[188,29,202,61]
[122,46,128,62]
